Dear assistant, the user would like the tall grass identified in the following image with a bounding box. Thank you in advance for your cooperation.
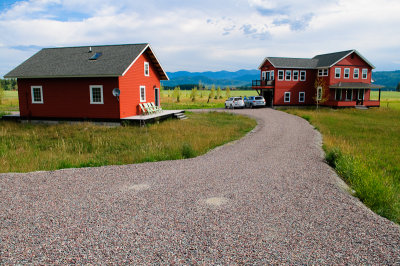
[286,107,400,223]
[0,112,256,173]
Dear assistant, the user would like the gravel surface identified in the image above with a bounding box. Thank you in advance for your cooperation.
[1,108,399,264]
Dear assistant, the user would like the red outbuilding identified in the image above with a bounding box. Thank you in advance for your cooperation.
[252,50,384,107]
[5,43,168,120]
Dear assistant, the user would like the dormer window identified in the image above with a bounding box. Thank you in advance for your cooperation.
[144,62,149,76]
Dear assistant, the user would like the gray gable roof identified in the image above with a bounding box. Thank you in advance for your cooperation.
[266,57,318,69]
[312,50,354,68]
[259,49,375,70]
[5,43,169,80]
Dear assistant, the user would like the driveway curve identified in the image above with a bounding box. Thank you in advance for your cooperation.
[1,108,399,264]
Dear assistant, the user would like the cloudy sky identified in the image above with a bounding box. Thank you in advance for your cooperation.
[1,0,400,77]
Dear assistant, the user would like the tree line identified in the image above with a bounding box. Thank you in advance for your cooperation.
[0,78,17,91]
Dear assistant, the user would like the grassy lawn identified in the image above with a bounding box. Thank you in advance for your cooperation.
[0,90,18,112]
[0,112,256,173]
[285,107,400,224]
[371,90,400,110]
[161,89,256,109]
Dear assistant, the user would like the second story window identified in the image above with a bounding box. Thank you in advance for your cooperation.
[285,70,291,80]
[300,71,306,81]
[354,68,359,79]
[335,68,341,78]
[344,68,350,79]
[318,69,328,76]
[362,68,368,79]
[278,70,284,80]
[144,62,149,76]
[293,70,299,81]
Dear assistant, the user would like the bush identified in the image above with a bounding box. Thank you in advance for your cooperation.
[181,142,196,158]
[325,147,342,168]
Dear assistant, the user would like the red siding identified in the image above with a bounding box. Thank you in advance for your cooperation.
[17,78,120,119]
[328,53,372,85]
[274,69,316,105]
[119,51,161,118]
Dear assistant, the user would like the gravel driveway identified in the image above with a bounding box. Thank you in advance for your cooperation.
[1,108,399,264]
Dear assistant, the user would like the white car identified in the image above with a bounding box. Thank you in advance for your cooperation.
[225,97,245,109]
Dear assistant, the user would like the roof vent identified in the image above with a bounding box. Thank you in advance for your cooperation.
[89,52,102,60]
[89,47,92,53]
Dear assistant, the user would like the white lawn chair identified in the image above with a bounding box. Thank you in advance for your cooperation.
[144,103,156,114]
[151,102,162,113]
[139,103,149,115]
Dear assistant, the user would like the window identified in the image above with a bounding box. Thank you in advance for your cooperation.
[270,70,274,80]
[345,89,353,101]
[293,70,299,81]
[317,86,322,101]
[335,89,342,101]
[144,62,149,76]
[362,68,368,79]
[90,85,103,104]
[335,68,341,78]
[353,68,359,79]
[300,71,306,81]
[262,71,266,80]
[31,86,43,104]
[140,85,146,102]
[284,92,290,103]
[358,89,364,100]
[285,70,291,80]
[344,68,350,79]
[299,92,305,103]
[278,70,284,80]
[318,69,328,76]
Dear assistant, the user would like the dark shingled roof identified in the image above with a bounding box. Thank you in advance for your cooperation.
[313,50,354,68]
[5,43,169,80]
[266,57,318,69]
[259,49,375,70]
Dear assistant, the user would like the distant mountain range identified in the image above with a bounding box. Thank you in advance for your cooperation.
[162,69,400,90]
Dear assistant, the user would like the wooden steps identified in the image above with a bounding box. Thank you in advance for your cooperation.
[174,112,188,120]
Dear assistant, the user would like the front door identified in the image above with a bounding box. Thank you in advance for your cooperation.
[155,88,160,106]
[357,89,364,105]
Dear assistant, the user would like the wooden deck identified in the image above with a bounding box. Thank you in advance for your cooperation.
[122,110,184,121]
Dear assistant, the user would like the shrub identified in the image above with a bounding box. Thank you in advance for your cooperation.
[181,142,196,158]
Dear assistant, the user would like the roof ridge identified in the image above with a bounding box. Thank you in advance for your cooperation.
[313,49,354,58]
[43,43,149,50]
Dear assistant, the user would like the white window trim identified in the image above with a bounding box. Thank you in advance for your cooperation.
[300,71,306,81]
[353,68,359,79]
[31,86,43,104]
[285,70,291,81]
[284,92,290,103]
[299,92,305,103]
[318,69,328,77]
[317,86,323,101]
[278,70,284,81]
[293,70,299,81]
[144,62,150,76]
[335,68,341,78]
[90,85,104,104]
[362,68,368,79]
[140,85,146,102]
[344,68,350,79]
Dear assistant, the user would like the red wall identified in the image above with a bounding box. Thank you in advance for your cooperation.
[274,69,316,105]
[328,53,372,84]
[119,51,161,118]
[17,77,120,119]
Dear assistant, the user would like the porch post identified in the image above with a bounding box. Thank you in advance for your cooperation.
[378,89,381,102]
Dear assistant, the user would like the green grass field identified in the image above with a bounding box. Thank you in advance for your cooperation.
[285,107,400,224]
[161,89,256,109]
[0,112,256,173]
[0,90,18,112]
[371,90,400,110]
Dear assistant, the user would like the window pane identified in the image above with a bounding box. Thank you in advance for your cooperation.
[33,88,41,102]
[285,70,291,80]
[91,87,102,103]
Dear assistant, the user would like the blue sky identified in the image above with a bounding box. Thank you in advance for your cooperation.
[1,0,400,77]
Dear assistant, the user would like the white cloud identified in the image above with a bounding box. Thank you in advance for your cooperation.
[1,0,400,76]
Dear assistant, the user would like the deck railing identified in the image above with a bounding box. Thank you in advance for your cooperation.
[252,80,275,87]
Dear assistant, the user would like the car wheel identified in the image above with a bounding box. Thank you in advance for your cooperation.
[250,104,253,109]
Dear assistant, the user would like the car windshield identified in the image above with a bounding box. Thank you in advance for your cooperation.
[255,96,263,100]
[234,97,242,101]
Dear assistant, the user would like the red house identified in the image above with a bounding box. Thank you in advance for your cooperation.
[252,50,383,107]
[4,43,168,120]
